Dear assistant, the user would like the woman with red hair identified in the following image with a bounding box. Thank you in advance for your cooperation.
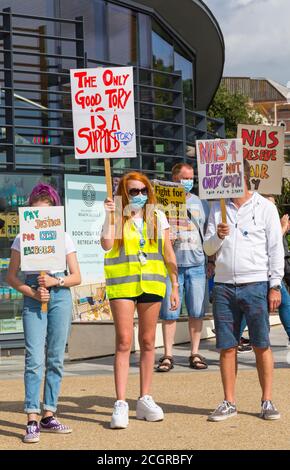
[7,183,81,443]
[101,172,179,429]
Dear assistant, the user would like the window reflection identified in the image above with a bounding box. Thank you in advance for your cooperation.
[174,51,194,109]
[152,31,174,72]
[108,4,137,65]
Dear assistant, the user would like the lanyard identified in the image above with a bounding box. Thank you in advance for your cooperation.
[133,219,146,249]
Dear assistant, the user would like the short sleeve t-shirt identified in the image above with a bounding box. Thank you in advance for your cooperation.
[132,210,170,233]
[174,193,209,267]
[11,232,76,274]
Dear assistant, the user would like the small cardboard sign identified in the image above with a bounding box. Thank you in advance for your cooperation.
[153,180,187,236]
[19,206,66,272]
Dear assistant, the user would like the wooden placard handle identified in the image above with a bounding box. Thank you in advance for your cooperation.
[104,158,113,199]
[220,199,227,224]
[104,158,114,225]
[40,270,48,313]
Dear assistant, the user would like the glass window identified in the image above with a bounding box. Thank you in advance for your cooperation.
[60,0,106,63]
[138,13,152,68]
[108,3,137,65]
[152,30,174,72]
[174,51,194,110]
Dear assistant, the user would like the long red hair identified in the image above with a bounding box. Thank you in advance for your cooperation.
[114,172,157,250]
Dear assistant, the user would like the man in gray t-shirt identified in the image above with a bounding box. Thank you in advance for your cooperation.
[157,163,213,372]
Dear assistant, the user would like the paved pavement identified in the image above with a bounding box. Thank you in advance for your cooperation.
[0,325,289,450]
[1,324,289,379]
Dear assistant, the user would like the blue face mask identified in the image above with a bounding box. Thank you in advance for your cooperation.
[180,179,193,193]
[129,194,148,209]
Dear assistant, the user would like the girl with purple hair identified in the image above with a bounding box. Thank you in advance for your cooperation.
[7,182,81,443]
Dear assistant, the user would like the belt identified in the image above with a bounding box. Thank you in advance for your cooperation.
[215,282,265,288]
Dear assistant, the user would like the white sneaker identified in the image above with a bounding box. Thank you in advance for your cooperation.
[110,400,129,429]
[136,395,164,422]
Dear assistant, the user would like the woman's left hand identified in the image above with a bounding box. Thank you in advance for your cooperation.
[37,274,58,288]
[170,286,179,311]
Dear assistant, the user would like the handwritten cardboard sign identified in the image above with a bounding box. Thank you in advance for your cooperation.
[237,124,284,194]
[196,138,244,200]
[153,180,187,237]
[70,67,136,160]
[19,206,66,272]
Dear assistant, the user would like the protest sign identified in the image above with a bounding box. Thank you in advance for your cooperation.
[196,138,244,222]
[19,206,66,272]
[153,180,187,237]
[70,66,136,161]
[70,66,136,203]
[19,206,66,313]
[237,124,284,194]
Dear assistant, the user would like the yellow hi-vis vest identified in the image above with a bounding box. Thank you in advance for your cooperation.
[104,218,167,299]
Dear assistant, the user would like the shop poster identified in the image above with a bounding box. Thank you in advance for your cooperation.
[237,124,285,194]
[18,206,66,272]
[196,138,244,200]
[70,66,136,160]
[64,174,106,284]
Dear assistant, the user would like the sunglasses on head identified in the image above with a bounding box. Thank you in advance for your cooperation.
[128,187,148,197]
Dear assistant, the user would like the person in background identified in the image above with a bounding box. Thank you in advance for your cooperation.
[267,198,290,348]
[204,160,284,422]
[157,163,213,372]
[101,172,179,429]
[7,183,81,443]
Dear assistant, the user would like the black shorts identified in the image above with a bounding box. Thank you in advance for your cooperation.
[110,293,163,303]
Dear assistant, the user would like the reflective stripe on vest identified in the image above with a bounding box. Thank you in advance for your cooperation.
[104,239,163,266]
[106,273,166,286]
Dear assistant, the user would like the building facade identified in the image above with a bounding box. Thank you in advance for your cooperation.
[0,0,225,346]
[222,76,290,149]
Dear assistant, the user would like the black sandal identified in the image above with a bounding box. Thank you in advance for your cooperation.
[155,355,174,372]
[189,354,208,370]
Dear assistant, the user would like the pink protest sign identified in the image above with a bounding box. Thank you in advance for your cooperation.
[70,67,136,159]
[196,138,244,200]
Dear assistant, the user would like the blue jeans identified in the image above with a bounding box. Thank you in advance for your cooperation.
[279,282,290,340]
[23,274,72,414]
[239,282,290,340]
[213,282,270,349]
[160,264,206,320]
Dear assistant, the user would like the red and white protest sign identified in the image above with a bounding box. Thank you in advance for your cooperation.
[237,124,285,194]
[70,67,136,160]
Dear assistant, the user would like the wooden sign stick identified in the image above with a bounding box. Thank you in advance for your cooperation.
[104,158,113,199]
[104,158,114,227]
[220,199,227,224]
[41,270,48,313]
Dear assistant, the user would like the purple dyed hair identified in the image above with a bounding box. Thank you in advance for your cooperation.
[28,182,61,206]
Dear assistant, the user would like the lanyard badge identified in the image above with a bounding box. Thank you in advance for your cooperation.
[133,221,147,265]
[138,250,148,265]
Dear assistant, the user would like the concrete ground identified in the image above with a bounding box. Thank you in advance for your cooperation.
[0,325,289,450]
